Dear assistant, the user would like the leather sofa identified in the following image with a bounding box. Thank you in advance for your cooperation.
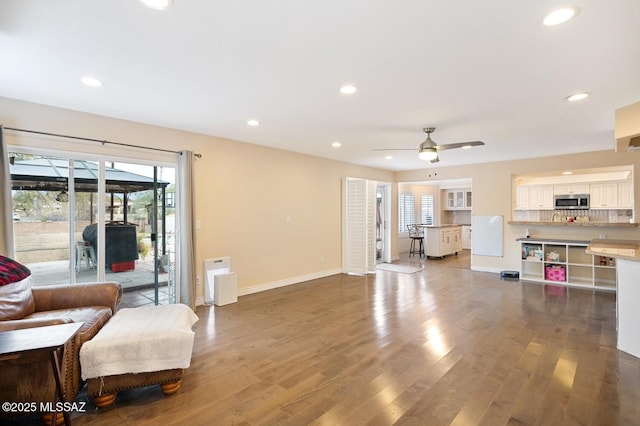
[0,277,122,411]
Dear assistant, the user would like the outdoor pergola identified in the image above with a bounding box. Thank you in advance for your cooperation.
[10,158,172,267]
[9,158,170,223]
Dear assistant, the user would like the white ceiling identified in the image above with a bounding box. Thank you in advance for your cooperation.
[1,0,639,171]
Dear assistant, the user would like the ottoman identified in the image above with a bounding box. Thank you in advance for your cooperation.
[79,304,198,407]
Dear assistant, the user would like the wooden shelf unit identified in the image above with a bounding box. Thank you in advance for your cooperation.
[519,239,616,291]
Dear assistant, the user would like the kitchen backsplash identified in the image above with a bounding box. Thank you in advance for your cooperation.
[525,209,634,223]
[442,210,472,225]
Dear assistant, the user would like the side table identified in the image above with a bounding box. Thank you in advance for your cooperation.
[0,322,84,426]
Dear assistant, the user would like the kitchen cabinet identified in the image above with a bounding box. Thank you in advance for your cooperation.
[618,182,634,208]
[425,226,462,257]
[514,185,553,210]
[461,225,472,250]
[519,238,615,291]
[590,182,633,209]
[529,185,554,209]
[590,183,618,209]
[445,189,470,210]
[514,186,530,209]
[554,184,590,195]
[465,190,472,209]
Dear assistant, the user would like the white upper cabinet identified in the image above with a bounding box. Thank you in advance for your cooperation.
[445,188,470,210]
[465,190,472,209]
[590,183,618,209]
[514,185,553,210]
[514,186,530,210]
[553,184,590,195]
[618,182,634,208]
[553,183,589,195]
[589,182,633,209]
[529,185,554,209]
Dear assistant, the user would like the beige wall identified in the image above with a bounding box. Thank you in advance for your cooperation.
[396,151,640,273]
[4,95,640,295]
[0,97,395,301]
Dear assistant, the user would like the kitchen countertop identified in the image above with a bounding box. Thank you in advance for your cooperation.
[586,239,640,262]
[516,237,591,245]
[587,239,640,358]
[418,224,463,228]
[508,221,637,227]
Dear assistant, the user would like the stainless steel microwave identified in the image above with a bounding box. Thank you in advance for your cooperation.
[554,194,589,210]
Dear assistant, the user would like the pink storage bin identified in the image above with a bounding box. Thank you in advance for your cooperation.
[545,265,566,281]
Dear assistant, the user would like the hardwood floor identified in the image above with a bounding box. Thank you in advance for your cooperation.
[9,252,640,425]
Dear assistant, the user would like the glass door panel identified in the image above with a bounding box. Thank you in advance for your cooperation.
[8,154,99,285]
[103,161,175,305]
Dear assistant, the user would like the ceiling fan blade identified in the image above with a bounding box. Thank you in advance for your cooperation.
[434,141,485,151]
[371,148,417,151]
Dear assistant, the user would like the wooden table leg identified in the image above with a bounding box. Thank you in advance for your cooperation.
[50,347,71,426]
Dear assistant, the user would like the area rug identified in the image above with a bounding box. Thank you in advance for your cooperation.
[376,263,423,274]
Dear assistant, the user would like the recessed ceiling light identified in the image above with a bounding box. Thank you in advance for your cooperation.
[331,141,342,148]
[566,92,590,102]
[247,119,260,126]
[543,7,580,26]
[385,155,393,160]
[461,145,472,149]
[80,76,103,87]
[340,85,357,95]
[562,171,573,175]
[139,0,172,10]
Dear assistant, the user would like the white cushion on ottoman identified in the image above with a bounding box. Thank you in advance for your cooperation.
[80,304,198,380]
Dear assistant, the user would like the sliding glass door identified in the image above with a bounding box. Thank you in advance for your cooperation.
[9,150,177,305]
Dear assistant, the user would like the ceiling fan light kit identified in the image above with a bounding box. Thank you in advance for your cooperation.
[418,147,438,161]
[372,126,485,164]
[419,127,439,161]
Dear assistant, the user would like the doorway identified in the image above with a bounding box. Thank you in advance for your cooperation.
[376,184,391,263]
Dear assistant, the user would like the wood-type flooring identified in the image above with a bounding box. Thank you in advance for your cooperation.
[8,251,640,425]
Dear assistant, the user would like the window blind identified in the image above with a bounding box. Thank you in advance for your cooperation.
[421,194,435,225]
[398,193,415,232]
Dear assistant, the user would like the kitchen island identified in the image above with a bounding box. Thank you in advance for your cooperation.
[587,239,640,358]
[419,224,462,258]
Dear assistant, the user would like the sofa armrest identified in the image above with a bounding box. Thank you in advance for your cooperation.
[32,282,122,314]
[0,317,72,332]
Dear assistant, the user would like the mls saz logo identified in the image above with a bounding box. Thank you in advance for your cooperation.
[40,401,87,412]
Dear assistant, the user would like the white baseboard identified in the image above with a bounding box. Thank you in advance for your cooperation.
[471,266,503,274]
[194,269,340,306]
[237,268,342,297]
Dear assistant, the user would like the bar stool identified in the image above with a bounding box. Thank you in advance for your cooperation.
[407,224,425,257]
[76,242,96,272]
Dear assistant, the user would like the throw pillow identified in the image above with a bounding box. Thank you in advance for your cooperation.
[0,275,36,320]
[0,254,31,286]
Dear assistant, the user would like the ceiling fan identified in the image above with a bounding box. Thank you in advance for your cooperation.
[373,127,485,163]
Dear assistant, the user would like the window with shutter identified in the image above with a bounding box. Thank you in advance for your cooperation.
[398,193,415,233]
[421,194,434,225]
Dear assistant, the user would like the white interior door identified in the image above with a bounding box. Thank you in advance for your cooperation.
[342,177,377,274]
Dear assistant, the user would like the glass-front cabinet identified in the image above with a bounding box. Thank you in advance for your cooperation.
[445,188,471,210]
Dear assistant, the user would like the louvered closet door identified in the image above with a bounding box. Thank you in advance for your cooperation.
[342,177,376,274]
